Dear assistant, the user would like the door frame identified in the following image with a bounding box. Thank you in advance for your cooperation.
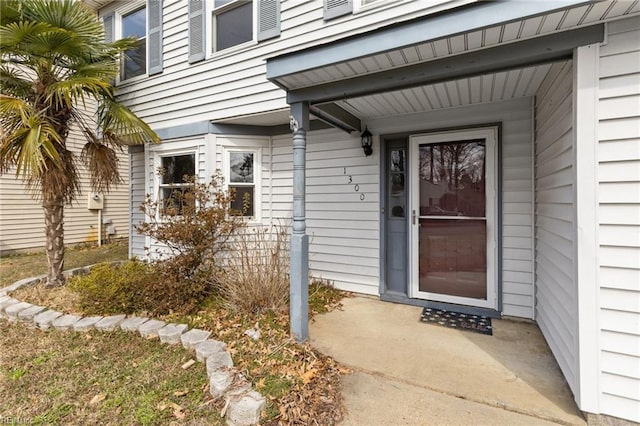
[409,127,499,310]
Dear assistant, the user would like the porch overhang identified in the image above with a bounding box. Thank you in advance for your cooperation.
[285,24,604,105]
[266,0,592,97]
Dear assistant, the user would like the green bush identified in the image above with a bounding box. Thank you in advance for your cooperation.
[69,261,151,315]
[69,260,215,316]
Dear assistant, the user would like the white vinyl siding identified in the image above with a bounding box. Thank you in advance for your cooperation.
[129,146,147,258]
[260,97,535,308]
[534,61,578,395]
[0,124,130,254]
[373,97,535,318]
[99,0,472,129]
[270,129,381,295]
[597,16,640,423]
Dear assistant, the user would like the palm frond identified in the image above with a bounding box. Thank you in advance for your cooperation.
[0,65,33,99]
[0,95,35,132]
[22,0,104,47]
[0,96,61,167]
[0,1,22,27]
[98,97,160,146]
[81,141,122,193]
[0,20,52,50]
[47,76,110,110]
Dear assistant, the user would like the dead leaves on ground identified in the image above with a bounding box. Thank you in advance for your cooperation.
[276,346,344,425]
[163,306,347,425]
[89,393,106,405]
[157,401,186,420]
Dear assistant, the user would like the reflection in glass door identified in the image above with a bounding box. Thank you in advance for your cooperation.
[410,129,497,309]
[419,140,486,299]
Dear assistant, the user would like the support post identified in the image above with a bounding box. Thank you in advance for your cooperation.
[289,101,309,342]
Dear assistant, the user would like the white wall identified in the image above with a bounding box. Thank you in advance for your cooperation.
[534,60,578,397]
[101,0,472,129]
[596,16,640,423]
[243,98,535,312]
[129,146,146,258]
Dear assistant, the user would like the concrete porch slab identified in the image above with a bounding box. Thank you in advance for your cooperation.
[341,372,562,426]
[310,296,586,425]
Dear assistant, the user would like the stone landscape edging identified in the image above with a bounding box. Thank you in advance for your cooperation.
[0,267,266,426]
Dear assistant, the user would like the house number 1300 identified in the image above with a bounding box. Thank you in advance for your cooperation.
[344,168,365,201]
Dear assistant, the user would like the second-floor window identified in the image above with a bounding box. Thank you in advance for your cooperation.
[102,0,163,81]
[188,0,279,63]
[122,7,146,80]
[213,0,253,52]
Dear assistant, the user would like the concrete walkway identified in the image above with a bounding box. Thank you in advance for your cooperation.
[310,296,586,426]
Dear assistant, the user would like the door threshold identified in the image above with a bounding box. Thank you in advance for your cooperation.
[380,292,501,318]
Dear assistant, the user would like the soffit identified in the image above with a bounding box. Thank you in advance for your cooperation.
[335,62,560,120]
[217,61,564,128]
[270,1,639,92]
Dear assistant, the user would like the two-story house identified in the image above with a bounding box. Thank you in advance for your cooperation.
[92,0,639,423]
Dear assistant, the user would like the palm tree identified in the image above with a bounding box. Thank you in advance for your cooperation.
[0,0,159,286]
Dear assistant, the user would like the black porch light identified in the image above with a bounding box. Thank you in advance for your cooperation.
[361,126,373,157]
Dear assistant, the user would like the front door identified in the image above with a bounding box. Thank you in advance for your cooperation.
[409,128,497,309]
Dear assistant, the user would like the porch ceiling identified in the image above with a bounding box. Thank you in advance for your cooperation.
[335,62,559,120]
[268,1,639,94]
[218,60,564,128]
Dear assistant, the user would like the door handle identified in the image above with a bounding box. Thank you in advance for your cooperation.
[412,209,417,225]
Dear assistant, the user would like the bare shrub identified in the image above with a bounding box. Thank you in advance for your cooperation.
[216,222,290,315]
[135,173,247,314]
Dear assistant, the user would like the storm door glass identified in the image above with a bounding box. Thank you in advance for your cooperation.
[418,140,487,299]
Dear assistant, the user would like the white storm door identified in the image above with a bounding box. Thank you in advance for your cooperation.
[409,128,498,310]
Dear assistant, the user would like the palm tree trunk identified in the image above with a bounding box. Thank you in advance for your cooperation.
[43,197,65,287]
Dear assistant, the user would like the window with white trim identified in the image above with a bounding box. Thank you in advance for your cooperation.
[102,0,163,81]
[121,7,147,80]
[187,0,279,62]
[212,0,253,52]
[158,153,196,216]
[224,148,261,219]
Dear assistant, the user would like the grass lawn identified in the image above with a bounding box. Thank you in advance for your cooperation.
[0,321,222,425]
[0,240,128,288]
[4,243,348,424]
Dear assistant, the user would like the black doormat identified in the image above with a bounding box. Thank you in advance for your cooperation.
[420,307,493,335]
